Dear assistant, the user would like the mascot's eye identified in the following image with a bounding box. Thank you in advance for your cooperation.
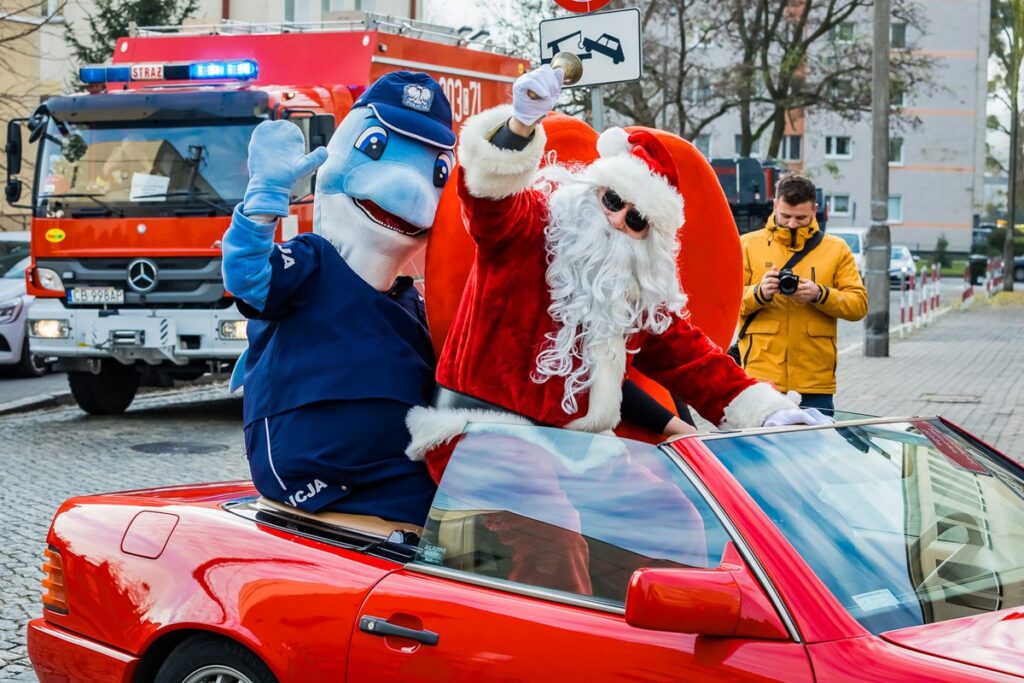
[434,154,453,188]
[354,126,388,160]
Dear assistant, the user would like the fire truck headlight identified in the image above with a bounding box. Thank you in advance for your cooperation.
[35,268,65,293]
[31,319,70,339]
[218,320,248,340]
[0,298,22,324]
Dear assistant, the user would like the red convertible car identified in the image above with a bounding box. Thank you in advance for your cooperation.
[28,416,1024,682]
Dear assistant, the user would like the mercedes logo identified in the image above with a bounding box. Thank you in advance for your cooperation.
[126,259,158,294]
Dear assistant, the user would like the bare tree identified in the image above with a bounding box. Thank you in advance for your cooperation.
[726,0,934,159]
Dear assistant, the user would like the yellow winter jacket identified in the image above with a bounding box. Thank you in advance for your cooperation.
[737,217,867,394]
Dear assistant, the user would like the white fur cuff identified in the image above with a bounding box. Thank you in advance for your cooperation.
[720,382,798,429]
[458,105,548,200]
[405,405,532,461]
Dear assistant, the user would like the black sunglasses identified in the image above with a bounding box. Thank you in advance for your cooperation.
[600,189,649,233]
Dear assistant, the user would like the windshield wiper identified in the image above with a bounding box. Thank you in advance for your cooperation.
[44,193,124,217]
[134,191,233,216]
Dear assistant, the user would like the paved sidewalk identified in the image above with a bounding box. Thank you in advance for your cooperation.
[835,292,1024,454]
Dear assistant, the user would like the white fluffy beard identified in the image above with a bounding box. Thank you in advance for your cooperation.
[532,172,688,415]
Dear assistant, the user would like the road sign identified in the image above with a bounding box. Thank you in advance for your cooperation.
[553,0,612,11]
[539,8,641,88]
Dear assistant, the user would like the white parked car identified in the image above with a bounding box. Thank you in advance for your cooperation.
[889,244,918,289]
[827,226,868,276]
[0,231,49,377]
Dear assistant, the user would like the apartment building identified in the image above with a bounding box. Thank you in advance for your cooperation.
[693,0,990,253]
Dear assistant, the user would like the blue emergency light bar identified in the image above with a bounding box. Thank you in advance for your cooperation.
[78,59,259,84]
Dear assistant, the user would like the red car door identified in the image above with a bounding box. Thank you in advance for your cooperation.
[347,425,814,682]
[347,568,814,682]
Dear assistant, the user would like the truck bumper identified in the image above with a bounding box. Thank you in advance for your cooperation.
[27,618,138,683]
[27,298,247,365]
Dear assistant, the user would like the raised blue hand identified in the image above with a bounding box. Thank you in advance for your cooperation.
[223,121,328,312]
[243,120,329,216]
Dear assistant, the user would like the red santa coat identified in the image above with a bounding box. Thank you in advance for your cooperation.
[407,105,794,464]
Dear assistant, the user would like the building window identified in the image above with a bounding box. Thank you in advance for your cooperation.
[825,135,852,159]
[829,194,852,216]
[891,22,907,49]
[779,134,802,161]
[888,195,903,223]
[889,137,904,165]
[734,135,761,157]
[831,78,854,100]
[685,77,712,104]
[693,133,711,157]
[890,80,905,108]
[39,0,62,17]
[833,21,855,43]
[285,0,295,21]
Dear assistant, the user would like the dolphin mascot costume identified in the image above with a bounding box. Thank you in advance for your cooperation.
[222,72,454,524]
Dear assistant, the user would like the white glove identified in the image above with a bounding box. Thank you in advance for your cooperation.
[511,65,564,127]
[763,407,834,427]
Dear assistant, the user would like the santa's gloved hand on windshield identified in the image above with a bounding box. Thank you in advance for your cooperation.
[511,65,564,128]
[763,407,834,428]
[242,120,328,218]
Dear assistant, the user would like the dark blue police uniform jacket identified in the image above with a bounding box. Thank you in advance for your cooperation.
[237,232,436,524]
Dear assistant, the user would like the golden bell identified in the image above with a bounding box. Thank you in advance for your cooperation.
[550,51,584,86]
[527,52,584,100]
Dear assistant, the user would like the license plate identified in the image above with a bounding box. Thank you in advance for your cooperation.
[67,287,125,305]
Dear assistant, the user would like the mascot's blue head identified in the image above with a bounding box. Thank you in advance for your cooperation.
[313,71,455,290]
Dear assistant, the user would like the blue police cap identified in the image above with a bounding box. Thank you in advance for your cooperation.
[352,71,455,150]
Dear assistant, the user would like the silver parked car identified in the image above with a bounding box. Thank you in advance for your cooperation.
[0,231,49,377]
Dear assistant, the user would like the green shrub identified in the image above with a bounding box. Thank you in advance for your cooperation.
[985,227,1024,256]
[934,235,951,267]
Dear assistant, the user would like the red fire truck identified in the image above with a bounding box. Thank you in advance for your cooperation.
[3,15,525,414]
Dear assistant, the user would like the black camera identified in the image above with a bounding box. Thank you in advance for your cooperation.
[778,268,800,296]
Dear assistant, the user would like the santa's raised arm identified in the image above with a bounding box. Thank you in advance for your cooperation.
[407,65,827,477]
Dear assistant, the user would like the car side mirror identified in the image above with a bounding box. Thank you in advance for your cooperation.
[6,120,22,176]
[624,542,789,639]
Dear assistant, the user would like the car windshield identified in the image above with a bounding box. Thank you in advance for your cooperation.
[705,420,1024,634]
[35,118,263,218]
[414,424,731,606]
[834,232,862,252]
[0,241,29,275]
[2,255,29,279]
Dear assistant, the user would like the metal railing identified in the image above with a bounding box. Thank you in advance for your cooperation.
[130,13,516,55]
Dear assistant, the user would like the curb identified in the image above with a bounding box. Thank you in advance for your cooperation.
[0,374,233,418]
[0,391,75,417]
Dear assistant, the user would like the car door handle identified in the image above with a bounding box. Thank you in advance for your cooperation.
[359,616,439,646]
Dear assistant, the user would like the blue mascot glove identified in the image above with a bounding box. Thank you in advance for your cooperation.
[242,120,329,217]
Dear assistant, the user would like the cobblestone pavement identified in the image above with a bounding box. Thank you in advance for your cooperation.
[0,384,247,680]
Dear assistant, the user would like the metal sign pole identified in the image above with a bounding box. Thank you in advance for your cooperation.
[592,85,604,131]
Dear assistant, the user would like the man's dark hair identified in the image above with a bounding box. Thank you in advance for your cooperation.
[775,174,817,205]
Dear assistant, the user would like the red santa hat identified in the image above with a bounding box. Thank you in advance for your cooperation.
[582,127,684,239]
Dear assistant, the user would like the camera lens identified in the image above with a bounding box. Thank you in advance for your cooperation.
[778,269,800,296]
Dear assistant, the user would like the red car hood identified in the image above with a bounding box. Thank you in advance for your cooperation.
[882,609,1024,678]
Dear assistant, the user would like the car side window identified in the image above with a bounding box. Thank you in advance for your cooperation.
[414,424,731,606]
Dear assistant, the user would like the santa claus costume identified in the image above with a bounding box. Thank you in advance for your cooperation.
[407,104,796,472]
[402,101,802,595]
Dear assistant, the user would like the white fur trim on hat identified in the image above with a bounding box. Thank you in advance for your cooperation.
[720,382,798,429]
[405,405,532,461]
[583,127,683,239]
[458,104,548,200]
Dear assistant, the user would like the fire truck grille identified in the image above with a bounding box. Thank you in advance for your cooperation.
[38,257,234,309]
